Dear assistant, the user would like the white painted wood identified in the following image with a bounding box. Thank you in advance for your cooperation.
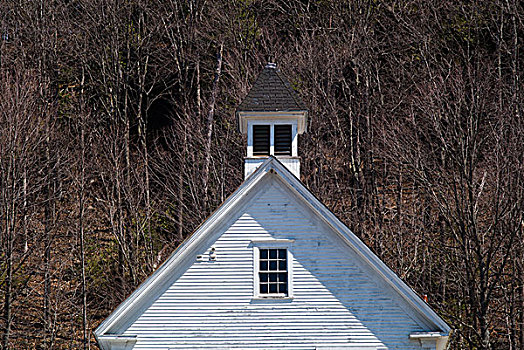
[247,124,253,157]
[251,240,294,299]
[246,119,298,155]
[245,157,300,179]
[96,157,450,350]
[119,179,431,349]
[410,332,449,350]
[436,335,450,350]
[292,122,298,156]
[269,123,274,156]
[97,336,136,350]
[238,111,308,135]
[245,118,301,179]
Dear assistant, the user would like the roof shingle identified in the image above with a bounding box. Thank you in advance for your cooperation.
[237,63,307,112]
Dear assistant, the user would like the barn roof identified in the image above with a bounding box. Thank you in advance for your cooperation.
[237,63,307,112]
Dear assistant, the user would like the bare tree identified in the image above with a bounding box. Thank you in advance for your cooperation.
[0,66,47,349]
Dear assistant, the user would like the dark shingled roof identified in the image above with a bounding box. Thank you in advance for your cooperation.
[237,63,307,112]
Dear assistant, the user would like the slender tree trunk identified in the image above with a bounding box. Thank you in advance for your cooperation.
[2,160,14,348]
[203,43,223,205]
[2,232,13,349]
[177,127,188,241]
[43,120,52,348]
[79,68,89,350]
[196,59,201,118]
[137,28,153,265]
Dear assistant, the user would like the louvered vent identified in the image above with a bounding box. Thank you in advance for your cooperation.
[253,125,270,155]
[274,125,292,156]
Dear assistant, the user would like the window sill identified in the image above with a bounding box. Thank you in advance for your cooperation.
[250,296,294,304]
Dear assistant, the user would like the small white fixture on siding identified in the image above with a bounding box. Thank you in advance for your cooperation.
[209,247,217,261]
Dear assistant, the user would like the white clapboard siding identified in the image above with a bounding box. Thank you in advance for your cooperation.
[123,178,425,350]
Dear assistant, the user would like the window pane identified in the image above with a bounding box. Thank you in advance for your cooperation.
[260,261,268,271]
[253,125,270,155]
[260,273,268,282]
[260,284,268,294]
[269,284,278,293]
[278,273,287,282]
[269,273,277,282]
[269,261,277,270]
[279,260,286,271]
[269,249,277,259]
[260,249,268,259]
[278,249,286,259]
[279,283,287,294]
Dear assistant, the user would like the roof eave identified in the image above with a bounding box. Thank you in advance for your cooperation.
[236,110,308,134]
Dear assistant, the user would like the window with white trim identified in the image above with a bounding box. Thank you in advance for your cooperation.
[259,248,288,295]
[249,123,295,157]
[252,240,293,298]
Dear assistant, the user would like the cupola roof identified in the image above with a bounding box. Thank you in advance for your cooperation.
[237,63,307,112]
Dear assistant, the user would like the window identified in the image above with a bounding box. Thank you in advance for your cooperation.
[253,125,270,155]
[252,240,294,298]
[250,123,294,157]
[274,125,292,156]
[259,248,288,295]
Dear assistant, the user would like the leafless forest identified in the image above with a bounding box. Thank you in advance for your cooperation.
[0,0,523,349]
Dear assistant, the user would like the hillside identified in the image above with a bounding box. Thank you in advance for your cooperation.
[0,1,523,349]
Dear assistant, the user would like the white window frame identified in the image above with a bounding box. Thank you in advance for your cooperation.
[252,239,294,299]
[247,120,298,158]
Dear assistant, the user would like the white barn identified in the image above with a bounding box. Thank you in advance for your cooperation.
[95,63,451,350]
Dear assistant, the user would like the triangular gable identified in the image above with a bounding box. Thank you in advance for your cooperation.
[95,157,450,345]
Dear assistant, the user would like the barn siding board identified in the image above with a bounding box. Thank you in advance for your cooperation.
[123,178,425,349]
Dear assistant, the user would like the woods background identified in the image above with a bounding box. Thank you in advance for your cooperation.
[0,0,523,349]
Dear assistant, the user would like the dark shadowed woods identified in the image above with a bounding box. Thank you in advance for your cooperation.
[0,1,522,349]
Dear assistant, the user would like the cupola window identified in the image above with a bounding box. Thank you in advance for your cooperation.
[251,124,293,157]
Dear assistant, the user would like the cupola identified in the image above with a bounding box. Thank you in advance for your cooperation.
[236,63,308,179]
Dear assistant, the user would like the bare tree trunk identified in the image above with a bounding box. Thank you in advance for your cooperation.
[178,127,188,241]
[203,43,223,205]
[79,67,89,350]
[2,166,14,349]
[137,23,153,266]
[0,66,42,349]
